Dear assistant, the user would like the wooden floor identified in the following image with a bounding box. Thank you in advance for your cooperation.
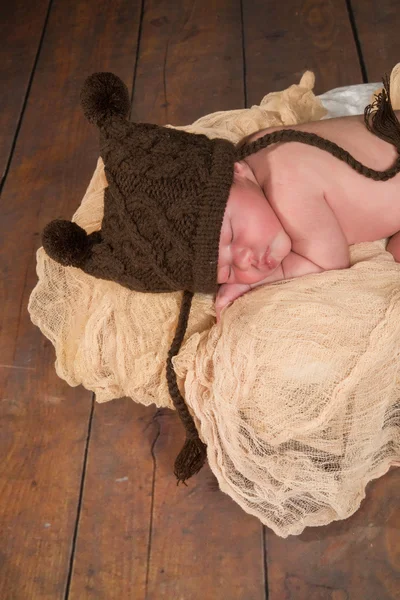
[1,0,399,598]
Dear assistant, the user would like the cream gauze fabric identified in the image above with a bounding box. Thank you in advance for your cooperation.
[29,67,400,538]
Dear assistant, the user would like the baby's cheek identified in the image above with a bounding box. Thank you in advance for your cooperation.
[274,229,292,259]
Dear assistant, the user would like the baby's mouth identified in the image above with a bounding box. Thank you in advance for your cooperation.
[255,247,271,267]
[265,255,279,270]
[255,247,280,271]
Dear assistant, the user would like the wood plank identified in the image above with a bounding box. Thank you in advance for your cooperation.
[0,0,49,187]
[266,468,400,600]
[145,411,265,600]
[131,0,245,125]
[242,0,361,106]
[0,0,144,597]
[351,0,400,82]
[130,2,266,598]
[68,399,157,599]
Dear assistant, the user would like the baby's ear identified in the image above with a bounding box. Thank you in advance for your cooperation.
[233,160,255,181]
[234,161,245,175]
[233,161,250,177]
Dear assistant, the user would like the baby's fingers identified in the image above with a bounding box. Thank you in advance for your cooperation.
[215,297,232,323]
[215,283,251,322]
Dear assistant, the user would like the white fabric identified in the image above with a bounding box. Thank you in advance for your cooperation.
[319,82,380,118]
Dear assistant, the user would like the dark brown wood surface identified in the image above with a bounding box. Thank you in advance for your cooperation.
[352,0,400,82]
[68,399,157,599]
[131,0,245,125]
[243,0,362,104]
[1,0,399,598]
[0,0,143,598]
[0,0,50,187]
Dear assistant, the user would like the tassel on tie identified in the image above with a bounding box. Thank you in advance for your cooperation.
[364,74,400,151]
[174,435,208,485]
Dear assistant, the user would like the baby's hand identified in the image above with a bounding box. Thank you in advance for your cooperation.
[215,282,251,322]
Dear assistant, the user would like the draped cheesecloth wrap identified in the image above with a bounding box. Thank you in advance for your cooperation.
[29,67,400,538]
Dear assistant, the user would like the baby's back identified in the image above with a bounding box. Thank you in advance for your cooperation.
[247,113,400,245]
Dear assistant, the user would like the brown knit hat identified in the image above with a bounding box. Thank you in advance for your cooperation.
[42,72,400,484]
[43,73,235,295]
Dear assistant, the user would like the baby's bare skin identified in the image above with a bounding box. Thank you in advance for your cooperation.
[216,111,400,321]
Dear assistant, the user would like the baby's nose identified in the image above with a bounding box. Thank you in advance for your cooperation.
[233,247,253,270]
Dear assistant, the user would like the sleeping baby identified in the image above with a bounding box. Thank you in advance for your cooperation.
[216,110,400,321]
[42,72,400,483]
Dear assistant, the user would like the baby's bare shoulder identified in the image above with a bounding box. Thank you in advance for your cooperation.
[262,142,327,202]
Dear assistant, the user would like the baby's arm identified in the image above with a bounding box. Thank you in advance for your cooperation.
[216,186,351,320]
[215,251,325,322]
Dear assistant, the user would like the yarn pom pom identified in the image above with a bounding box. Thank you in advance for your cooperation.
[42,220,91,267]
[80,72,130,126]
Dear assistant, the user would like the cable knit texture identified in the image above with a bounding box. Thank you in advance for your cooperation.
[43,74,235,295]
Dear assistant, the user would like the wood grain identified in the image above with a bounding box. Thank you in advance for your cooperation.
[351,0,400,82]
[144,410,265,600]
[68,399,157,600]
[242,0,362,106]
[131,0,244,125]
[0,0,49,187]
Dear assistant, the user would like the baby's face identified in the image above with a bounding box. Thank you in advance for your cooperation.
[218,161,291,285]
